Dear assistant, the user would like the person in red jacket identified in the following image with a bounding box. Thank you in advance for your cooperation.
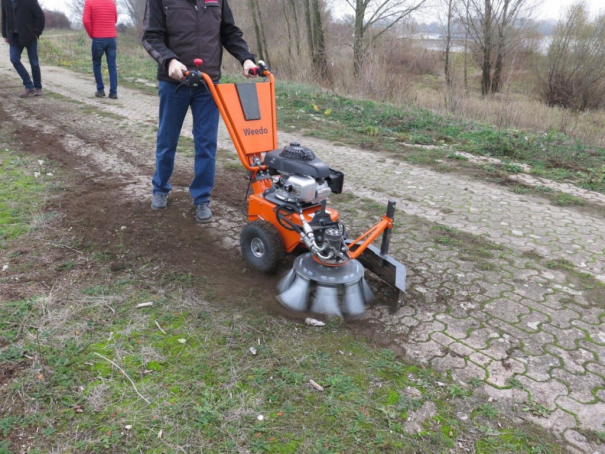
[83,0,118,99]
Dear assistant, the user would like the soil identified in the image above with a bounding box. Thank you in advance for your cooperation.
[0,90,395,325]
[0,103,283,309]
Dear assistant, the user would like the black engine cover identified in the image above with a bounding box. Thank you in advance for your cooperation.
[264,143,331,179]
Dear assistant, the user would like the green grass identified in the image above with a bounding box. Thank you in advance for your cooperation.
[0,281,566,453]
[0,146,53,246]
[37,32,605,194]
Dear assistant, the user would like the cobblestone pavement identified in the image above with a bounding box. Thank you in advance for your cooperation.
[2,46,605,452]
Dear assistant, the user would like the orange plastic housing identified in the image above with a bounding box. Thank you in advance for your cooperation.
[201,72,392,259]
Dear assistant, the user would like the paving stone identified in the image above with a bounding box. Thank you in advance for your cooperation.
[430,332,455,347]
[481,384,529,404]
[483,299,530,323]
[519,409,577,438]
[431,353,466,370]
[408,340,446,365]
[519,354,561,382]
[486,358,525,387]
[463,327,499,351]
[517,376,569,410]
[543,324,586,350]
[435,314,480,340]
[545,345,596,374]
[551,369,605,404]
[573,321,605,346]
[451,361,487,383]
[518,311,550,332]
[557,397,605,432]
[564,430,603,454]
[469,352,492,367]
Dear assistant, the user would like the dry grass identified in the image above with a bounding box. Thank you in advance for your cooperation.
[406,83,605,147]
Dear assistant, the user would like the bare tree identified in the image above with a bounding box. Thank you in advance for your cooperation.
[460,0,538,94]
[119,0,146,28]
[344,0,428,76]
[437,0,455,86]
[70,0,86,25]
[540,2,605,110]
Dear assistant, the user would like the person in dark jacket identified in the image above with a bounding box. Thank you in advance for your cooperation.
[1,0,45,98]
[142,0,256,223]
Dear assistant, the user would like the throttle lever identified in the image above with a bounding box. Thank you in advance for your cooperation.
[176,58,204,93]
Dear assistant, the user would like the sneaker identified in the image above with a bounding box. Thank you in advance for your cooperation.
[33,89,43,97]
[95,91,106,98]
[19,88,36,98]
[195,204,213,224]
[151,192,168,210]
[108,93,118,99]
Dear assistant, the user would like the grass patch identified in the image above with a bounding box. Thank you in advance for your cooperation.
[0,135,55,246]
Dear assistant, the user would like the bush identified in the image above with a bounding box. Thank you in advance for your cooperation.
[539,3,605,111]
[44,10,71,29]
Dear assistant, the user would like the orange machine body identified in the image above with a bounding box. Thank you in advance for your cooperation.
[201,72,391,259]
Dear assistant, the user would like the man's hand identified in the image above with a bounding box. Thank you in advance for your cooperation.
[243,59,257,78]
[3,38,8,44]
[168,59,187,81]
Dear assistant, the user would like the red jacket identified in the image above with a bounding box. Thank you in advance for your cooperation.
[83,0,117,39]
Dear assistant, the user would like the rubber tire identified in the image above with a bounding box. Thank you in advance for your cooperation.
[240,220,285,274]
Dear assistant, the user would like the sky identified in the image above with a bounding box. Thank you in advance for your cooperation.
[41,0,603,23]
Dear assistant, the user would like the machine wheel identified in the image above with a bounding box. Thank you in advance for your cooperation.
[240,221,285,274]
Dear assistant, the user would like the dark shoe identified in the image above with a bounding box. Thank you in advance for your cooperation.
[19,88,36,98]
[108,93,118,99]
[95,91,106,98]
[33,89,43,97]
[195,204,213,224]
[151,193,168,210]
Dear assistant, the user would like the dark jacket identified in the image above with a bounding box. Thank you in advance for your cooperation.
[142,0,255,83]
[1,0,45,46]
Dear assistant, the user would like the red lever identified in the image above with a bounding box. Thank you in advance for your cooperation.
[194,58,203,67]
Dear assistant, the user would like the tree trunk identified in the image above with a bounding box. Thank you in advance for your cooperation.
[481,0,493,95]
[491,0,510,93]
[303,0,315,65]
[282,0,295,65]
[444,0,453,86]
[256,2,271,66]
[288,0,302,57]
[464,2,469,89]
[248,0,264,61]
[311,0,330,82]
[353,0,367,76]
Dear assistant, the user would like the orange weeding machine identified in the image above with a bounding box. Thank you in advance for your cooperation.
[184,59,406,318]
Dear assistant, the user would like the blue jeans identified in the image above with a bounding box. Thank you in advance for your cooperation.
[9,34,41,90]
[91,38,117,95]
[153,80,219,205]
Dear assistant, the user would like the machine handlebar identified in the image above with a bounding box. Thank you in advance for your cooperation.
[248,60,270,77]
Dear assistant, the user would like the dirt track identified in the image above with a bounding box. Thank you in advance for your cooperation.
[1,43,605,452]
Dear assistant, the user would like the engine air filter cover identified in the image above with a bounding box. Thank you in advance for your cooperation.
[280,142,316,161]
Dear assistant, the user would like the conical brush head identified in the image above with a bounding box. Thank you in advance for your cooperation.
[277,273,311,312]
[277,269,296,295]
[310,285,342,318]
[361,278,373,305]
[342,280,366,319]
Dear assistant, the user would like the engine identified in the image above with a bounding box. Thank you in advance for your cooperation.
[263,143,348,264]
[263,143,343,205]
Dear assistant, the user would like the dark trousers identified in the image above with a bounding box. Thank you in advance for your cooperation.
[152,81,219,205]
[9,33,41,90]
[91,38,118,95]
